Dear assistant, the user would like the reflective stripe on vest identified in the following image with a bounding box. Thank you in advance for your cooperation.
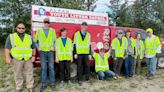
[38,28,55,51]
[10,33,32,60]
[94,53,109,72]
[75,31,90,54]
[56,38,72,61]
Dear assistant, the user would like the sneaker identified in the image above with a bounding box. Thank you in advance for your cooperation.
[50,85,55,91]
[59,81,64,88]
[68,80,73,87]
[113,76,118,80]
[40,86,47,92]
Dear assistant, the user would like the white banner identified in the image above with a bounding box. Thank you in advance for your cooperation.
[31,5,109,26]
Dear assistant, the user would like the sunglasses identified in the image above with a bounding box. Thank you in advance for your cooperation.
[17,27,25,29]
[44,21,50,24]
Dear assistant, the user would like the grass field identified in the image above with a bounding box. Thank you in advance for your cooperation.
[0,48,164,92]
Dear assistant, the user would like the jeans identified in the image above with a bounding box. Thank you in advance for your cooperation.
[40,51,55,86]
[146,57,157,75]
[125,55,134,76]
[97,70,115,80]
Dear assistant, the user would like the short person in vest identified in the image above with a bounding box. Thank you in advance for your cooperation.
[74,22,92,86]
[133,33,144,75]
[111,31,127,77]
[55,28,73,88]
[5,23,36,92]
[145,28,161,80]
[92,47,118,80]
[33,18,56,91]
[124,29,136,78]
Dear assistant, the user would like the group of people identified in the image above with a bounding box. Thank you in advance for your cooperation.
[5,17,161,92]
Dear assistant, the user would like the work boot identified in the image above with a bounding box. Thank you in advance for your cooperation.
[15,89,22,92]
[67,80,73,87]
[50,85,55,91]
[59,81,64,88]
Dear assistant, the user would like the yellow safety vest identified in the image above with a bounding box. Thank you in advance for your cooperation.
[135,39,145,59]
[10,33,32,60]
[56,37,73,61]
[74,31,90,54]
[145,36,160,56]
[111,37,127,57]
[34,28,56,51]
[93,53,109,72]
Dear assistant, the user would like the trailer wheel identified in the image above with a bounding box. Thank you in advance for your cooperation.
[70,63,77,79]
[158,57,164,68]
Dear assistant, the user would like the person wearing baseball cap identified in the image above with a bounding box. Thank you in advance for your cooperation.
[145,28,161,79]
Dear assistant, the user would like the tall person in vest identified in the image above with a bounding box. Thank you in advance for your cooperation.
[55,28,73,88]
[74,22,92,86]
[5,23,36,92]
[111,31,127,77]
[92,45,118,80]
[124,29,136,78]
[145,28,161,80]
[133,33,144,75]
[33,18,56,91]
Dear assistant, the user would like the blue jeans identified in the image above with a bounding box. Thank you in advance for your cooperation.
[40,51,55,86]
[146,57,157,75]
[97,70,115,80]
[125,55,134,76]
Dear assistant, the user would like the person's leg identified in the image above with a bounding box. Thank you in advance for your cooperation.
[117,58,123,76]
[113,58,118,75]
[150,57,157,75]
[83,54,90,80]
[124,57,129,77]
[40,51,48,87]
[97,71,105,80]
[136,56,141,75]
[59,61,65,81]
[65,61,71,81]
[146,58,151,75]
[133,57,137,75]
[24,59,34,89]
[13,59,24,91]
[77,55,83,82]
[129,55,134,76]
[104,70,116,79]
[47,51,55,86]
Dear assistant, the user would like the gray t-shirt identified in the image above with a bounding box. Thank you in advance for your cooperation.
[5,33,36,49]
[127,37,133,55]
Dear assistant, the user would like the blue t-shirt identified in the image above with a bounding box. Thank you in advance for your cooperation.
[61,37,67,46]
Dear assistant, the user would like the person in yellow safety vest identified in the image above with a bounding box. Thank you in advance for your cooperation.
[5,23,36,92]
[92,46,119,80]
[55,28,73,88]
[33,17,56,91]
[133,33,145,75]
[111,31,127,77]
[145,28,161,80]
[73,22,92,86]
[124,29,136,78]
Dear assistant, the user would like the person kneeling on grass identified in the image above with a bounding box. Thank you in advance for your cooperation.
[92,47,118,80]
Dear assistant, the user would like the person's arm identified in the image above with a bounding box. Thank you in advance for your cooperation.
[156,36,161,53]
[5,35,12,64]
[53,29,57,49]
[33,31,40,51]
[55,39,59,63]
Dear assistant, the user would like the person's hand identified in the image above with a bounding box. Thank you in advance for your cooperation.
[37,48,41,51]
[74,54,78,59]
[55,58,59,63]
[114,57,117,60]
[6,57,12,64]
[50,47,54,51]
[71,59,73,63]
[89,55,92,60]
[31,56,35,62]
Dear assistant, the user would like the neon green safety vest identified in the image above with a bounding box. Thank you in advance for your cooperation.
[111,37,127,57]
[93,53,109,72]
[56,37,73,61]
[135,39,145,59]
[145,36,160,56]
[10,33,32,60]
[34,28,56,51]
[74,31,90,54]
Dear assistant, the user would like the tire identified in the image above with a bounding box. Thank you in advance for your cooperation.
[70,63,77,79]
[158,57,164,68]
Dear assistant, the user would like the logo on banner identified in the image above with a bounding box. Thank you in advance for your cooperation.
[38,8,46,16]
